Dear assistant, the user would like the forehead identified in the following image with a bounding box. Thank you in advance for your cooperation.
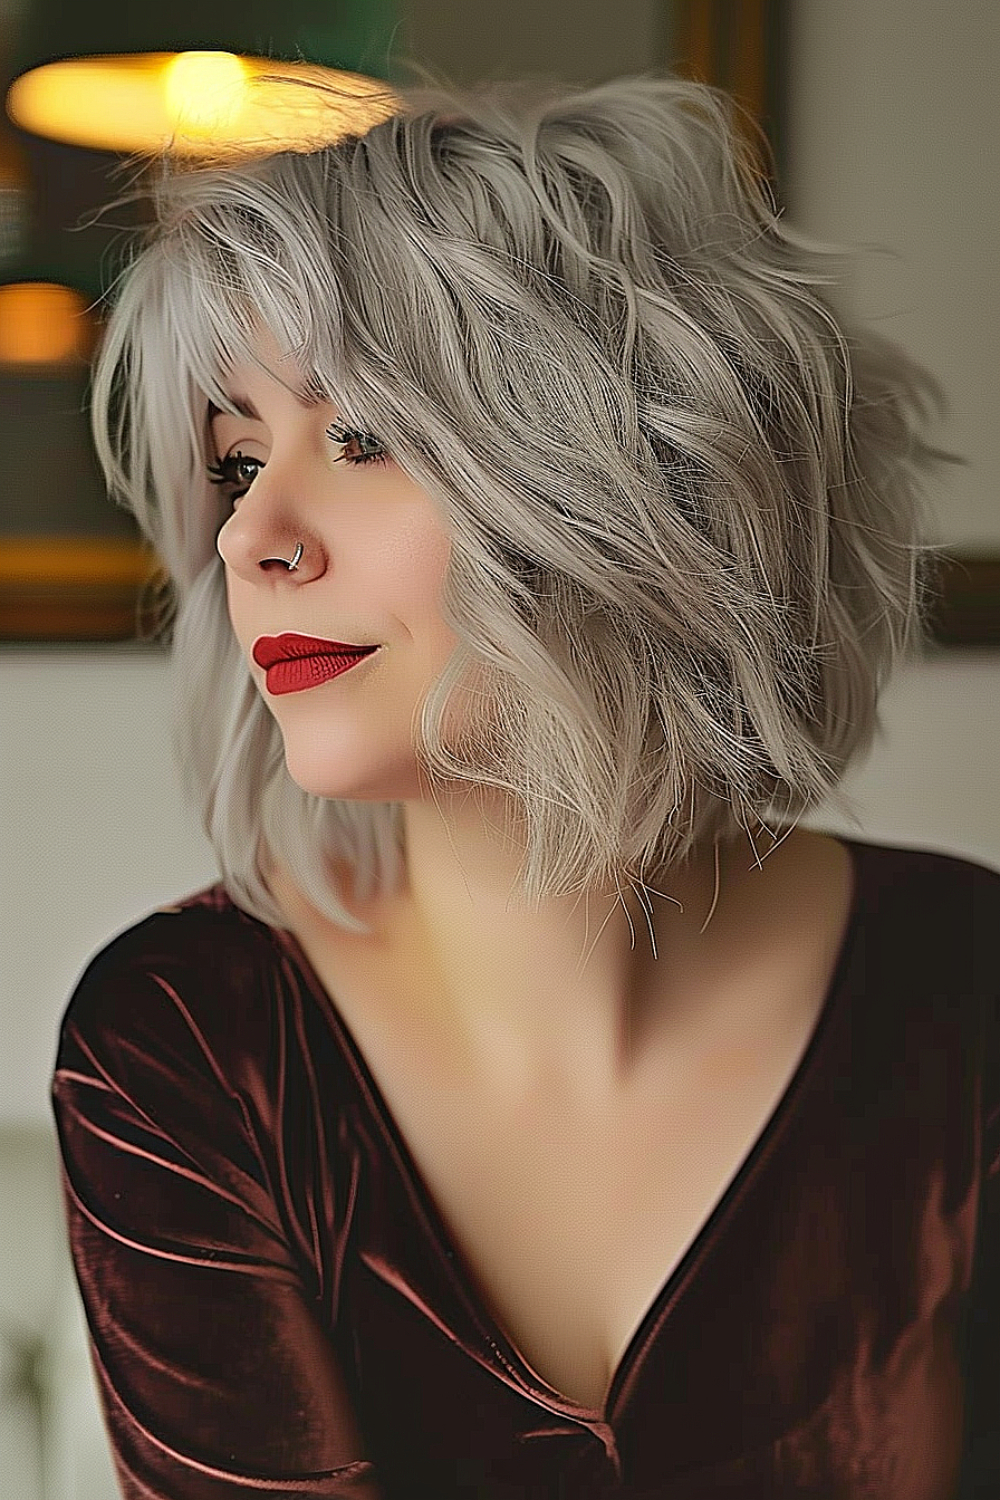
[206,333,320,425]
[207,385,317,426]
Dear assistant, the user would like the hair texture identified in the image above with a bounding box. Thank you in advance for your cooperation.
[91,70,952,934]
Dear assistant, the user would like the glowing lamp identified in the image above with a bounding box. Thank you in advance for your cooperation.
[6,51,398,157]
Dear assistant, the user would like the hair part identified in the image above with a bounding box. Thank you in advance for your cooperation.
[90,71,953,935]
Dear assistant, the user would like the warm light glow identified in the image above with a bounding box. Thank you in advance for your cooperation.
[0,282,94,366]
[5,54,399,156]
[163,51,248,139]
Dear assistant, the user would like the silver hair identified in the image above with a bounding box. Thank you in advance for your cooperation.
[91,71,952,933]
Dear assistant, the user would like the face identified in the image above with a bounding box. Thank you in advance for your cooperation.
[211,328,461,802]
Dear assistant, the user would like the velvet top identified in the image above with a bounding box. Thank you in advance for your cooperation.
[51,836,1000,1498]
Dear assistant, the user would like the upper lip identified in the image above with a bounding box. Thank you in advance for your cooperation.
[252,634,377,669]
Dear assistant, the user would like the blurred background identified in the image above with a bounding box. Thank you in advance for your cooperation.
[1,2,998,1496]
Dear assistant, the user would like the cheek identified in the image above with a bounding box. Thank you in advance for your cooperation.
[369,519,454,629]
[223,573,252,648]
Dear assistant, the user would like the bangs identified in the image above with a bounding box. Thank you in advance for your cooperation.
[139,173,353,427]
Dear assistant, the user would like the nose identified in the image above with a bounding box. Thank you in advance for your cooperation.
[214,476,322,584]
[216,528,307,573]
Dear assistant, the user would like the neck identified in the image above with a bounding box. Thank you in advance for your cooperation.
[386,787,748,1097]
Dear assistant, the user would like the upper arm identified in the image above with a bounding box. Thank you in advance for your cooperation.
[957,860,1000,1492]
[51,934,382,1499]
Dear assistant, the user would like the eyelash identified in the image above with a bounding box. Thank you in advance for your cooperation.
[326,424,389,467]
[206,451,260,497]
[206,426,388,501]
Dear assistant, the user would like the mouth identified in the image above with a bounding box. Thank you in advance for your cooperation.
[251,634,379,697]
[252,633,377,669]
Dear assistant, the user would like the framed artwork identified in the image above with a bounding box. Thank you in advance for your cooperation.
[0,117,164,644]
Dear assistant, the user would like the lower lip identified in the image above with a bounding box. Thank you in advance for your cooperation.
[263,649,377,696]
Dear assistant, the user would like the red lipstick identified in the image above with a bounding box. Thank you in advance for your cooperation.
[252,633,374,667]
[252,634,378,697]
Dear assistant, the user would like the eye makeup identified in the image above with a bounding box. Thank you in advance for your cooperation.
[205,423,389,502]
[207,450,262,502]
[326,424,389,466]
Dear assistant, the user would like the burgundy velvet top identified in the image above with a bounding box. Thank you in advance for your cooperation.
[51,836,1000,1499]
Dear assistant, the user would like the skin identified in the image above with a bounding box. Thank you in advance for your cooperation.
[212,327,842,1103]
[212,336,460,808]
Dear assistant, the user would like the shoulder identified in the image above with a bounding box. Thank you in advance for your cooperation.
[838,834,1000,1004]
[50,891,376,1396]
[838,834,1000,1110]
[792,833,1000,1058]
[53,883,305,1124]
[840,833,1000,932]
[771,830,1000,982]
[52,885,369,1300]
[839,830,1000,882]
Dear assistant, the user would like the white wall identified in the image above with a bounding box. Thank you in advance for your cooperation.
[1,646,217,1123]
[784,0,1000,551]
[3,2,999,1126]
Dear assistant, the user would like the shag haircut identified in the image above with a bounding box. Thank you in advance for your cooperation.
[91,72,949,934]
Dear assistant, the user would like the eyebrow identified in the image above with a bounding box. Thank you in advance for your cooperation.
[208,395,258,422]
[207,387,320,423]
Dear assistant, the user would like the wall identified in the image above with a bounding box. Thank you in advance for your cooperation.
[1,646,217,1123]
[401,0,664,84]
[784,0,999,552]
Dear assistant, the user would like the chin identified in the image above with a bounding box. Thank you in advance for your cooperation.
[279,742,420,804]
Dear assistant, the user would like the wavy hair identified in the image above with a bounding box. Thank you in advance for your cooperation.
[91,71,951,933]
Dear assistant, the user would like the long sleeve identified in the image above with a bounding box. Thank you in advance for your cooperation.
[960,1148,1000,1496]
[957,858,1000,1497]
[51,928,383,1500]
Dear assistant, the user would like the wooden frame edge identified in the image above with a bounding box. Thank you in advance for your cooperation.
[0,536,167,643]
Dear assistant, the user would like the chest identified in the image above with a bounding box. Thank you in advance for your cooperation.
[354,995,824,1412]
[272,838,854,1413]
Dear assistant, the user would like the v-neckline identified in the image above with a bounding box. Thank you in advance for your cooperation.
[267,835,865,1423]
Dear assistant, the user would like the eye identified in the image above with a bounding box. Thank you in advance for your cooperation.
[326,423,389,466]
[207,450,264,503]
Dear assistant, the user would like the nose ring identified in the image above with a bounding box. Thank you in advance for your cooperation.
[260,542,304,571]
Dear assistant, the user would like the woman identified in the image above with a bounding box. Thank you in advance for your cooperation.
[52,74,999,1498]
